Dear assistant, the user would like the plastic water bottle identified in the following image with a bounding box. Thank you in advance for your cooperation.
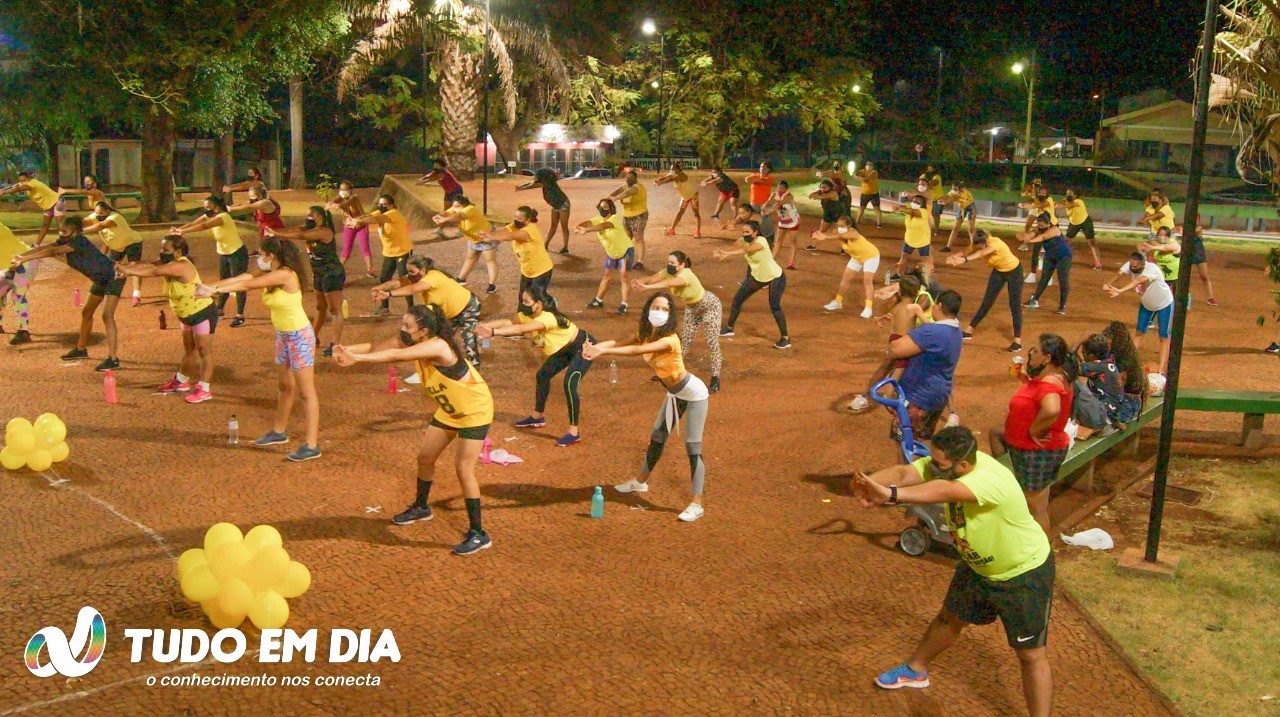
[1009,355,1024,378]
[609,360,618,384]
[103,370,118,404]
[228,415,239,445]
[481,335,491,351]
[341,299,350,319]
[73,288,82,307]
[158,310,167,330]
[387,365,398,394]
[590,486,604,518]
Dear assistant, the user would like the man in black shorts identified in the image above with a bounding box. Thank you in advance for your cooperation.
[9,215,124,370]
[851,426,1055,717]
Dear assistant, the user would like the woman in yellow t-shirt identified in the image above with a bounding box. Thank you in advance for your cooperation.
[334,305,494,556]
[478,287,593,448]
[376,255,483,366]
[894,193,935,280]
[0,171,64,245]
[83,202,146,305]
[117,235,218,404]
[574,198,634,314]
[654,162,702,238]
[945,229,1024,352]
[479,205,554,296]
[198,237,322,462]
[810,215,880,318]
[582,292,712,522]
[631,251,723,394]
[713,220,790,349]
[174,196,250,327]
[431,195,498,295]
[348,194,415,316]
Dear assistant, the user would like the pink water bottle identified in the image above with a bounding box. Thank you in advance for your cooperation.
[481,437,493,463]
[159,310,167,330]
[386,365,398,394]
[103,370,118,404]
[73,288,82,307]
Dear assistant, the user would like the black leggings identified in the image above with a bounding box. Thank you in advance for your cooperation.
[217,247,249,315]
[726,271,788,338]
[519,269,553,298]
[379,254,413,310]
[535,330,592,425]
[970,265,1023,336]
[1030,253,1071,310]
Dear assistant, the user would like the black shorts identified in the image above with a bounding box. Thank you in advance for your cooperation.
[518,269,553,297]
[108,243,144,263]
[313,265,347,293]
[550,197,571,212]
[1065,217,1095,241]
[89,277,126,297]
[429,417,489,441]
[944,554,1054,650]
[444,189,464,206]
[931,200,946,217]
[179,302,220,334]
[1190,237,1207,265]
[860,192,881,208]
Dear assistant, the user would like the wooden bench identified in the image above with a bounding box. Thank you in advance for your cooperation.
[1175,389,1280,449]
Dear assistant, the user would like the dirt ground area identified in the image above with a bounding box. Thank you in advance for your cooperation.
[5,171,1273,715]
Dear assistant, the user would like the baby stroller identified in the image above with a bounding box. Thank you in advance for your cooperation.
[870,378,953,557]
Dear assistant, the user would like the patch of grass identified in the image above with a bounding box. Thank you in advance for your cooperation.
[1059,458,1280,717]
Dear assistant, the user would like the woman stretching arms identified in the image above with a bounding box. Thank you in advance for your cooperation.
[632,251,723,393]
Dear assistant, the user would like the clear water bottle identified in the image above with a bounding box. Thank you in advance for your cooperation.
[227,414,239,445]
[481,335,491,351]
[590,486,604,518]
[609,360,618,384]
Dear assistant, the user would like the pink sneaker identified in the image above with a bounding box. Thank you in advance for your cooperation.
[130,296,141,307]
[184,386,213,404]
[158,378,191,393]
[665,227,676,236]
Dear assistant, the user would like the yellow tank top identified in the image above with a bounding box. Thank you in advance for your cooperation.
[1032,198,1057,224]
[99,213,142,252]
[161,258,214,319]
[211,213,244,255]
[903,212,931,248]
[417,269,474,318]
[672,268,705,305]
[24,179,59,211]
[674,177,698,200]
[415,356,494,429]
[511,223,553,278]
[915,288,936,325]
[621,183,648,217]
[0,222,30,266]
[261,284,310,332]
[839,232,878,262]
[642,334,686,381]
[744,236,782,282]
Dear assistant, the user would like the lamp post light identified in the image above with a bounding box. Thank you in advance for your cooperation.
[643,18,665,168]
[1012,55,1036,188]
[987,126,1003,163]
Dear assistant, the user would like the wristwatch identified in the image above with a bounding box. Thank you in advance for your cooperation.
[887,485,899,506]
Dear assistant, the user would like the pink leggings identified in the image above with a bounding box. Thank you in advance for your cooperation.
[341,226,372,262]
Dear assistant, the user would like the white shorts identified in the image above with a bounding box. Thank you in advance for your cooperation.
[847,255,880,273]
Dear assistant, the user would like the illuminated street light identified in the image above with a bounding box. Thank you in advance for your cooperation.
[1012,62,1025,75]
[651,80,659,89]
[852,84,861,93]
[642,18,657,35]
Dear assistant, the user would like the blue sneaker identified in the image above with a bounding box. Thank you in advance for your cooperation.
[875,663,930,690]
[515,416,546,429]
[454,530,492,556]
[286,444,322,462]
[254,431,289,447]
[555,433,580,448]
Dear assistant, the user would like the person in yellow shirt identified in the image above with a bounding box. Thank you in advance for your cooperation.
[574,198,633,314]
[83,202,146,306]
[57,175,107,211]
[430,195,498,295]
[631,251,723,393]
[939,181,976,252]
[583,292,712,522]
[945,229,1024,352]
[607,167,650,270]
[1140,191,1175,239]
[810,215,880,318]
[713,220,790,349]
[198,237,321,462]
[174,196,250,327]
[478,287,594,447]
[1055,189,1101,269]
[348,194,414,316]
[894,193,934,280]
[854,162,883,228]
[654,162,702,238]
[918,165,944,235]
[0,171,65,245]
[376,255,483,365]
[1018,185,1058,286]
[0,219,34,345]
[479,205,554,296]
[116,235,218,404]
[334,304,495,555]
[515,168,572,254]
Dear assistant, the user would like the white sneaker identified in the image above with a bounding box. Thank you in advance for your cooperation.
[614,479,649,494]
[823,300,842,311]
[678,503,705,522]
[848,394,870,412]
[859,307,873,319]
[1024,272,1038,284]
[945,412,961,428]
[404,372,422,385]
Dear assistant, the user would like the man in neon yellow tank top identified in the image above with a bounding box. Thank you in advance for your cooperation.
[607,168,651,270]
[0,171,65,245]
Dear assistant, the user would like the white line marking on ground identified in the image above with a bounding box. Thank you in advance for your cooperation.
[40,469,176,561]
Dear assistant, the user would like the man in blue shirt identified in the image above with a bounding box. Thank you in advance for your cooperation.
[890,290,963,440]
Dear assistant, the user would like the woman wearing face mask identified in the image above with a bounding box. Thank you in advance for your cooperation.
[477,206,553,297]
[582,293,711,522]
[987,333,1076,535]
[83,202,146,306]
[228,185,285,252]
[893,193,933,280]
[700,166,740,229]
[714,220,790,350]
[810,215,880,318]
[326,180,374,278]
[174,196,249,327]
[222,166,266,202]
[197,237,322,462]
[945,229,1024,353]
[767,180,801,270]
[376,255,482,365]
[574,198,633,314]
[116,235,217,403]
[631,252,723,394]
[1020,213,1072,315]
[429,195,497,295]
[333,305,494,556]
[347,194,415,316]
[517,168,571,254]
[266,206,346,356]
[807,180,845,238]
[477,287,592,447]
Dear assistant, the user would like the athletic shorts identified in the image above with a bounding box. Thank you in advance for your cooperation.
[623,212,649,236]
[889,333,908,370]
[444,189,464,206]
[107,243,144,263]
[719,189,740,201]
[430,416,490,441]
[275,325,317,369]
[89,277,125,297]
[906,402,944,440]
[847,255,880,274]
[1065,217,1095,241]
[179,303,219,335]
[312,265,346,294]
[1137,303,1173,339]
[550,197,571,212]
[1189,237,1207,265]
[902,243,931,257]
[931,200,946,217]
[860,192,881,208]
[604,247,635,272]
[955,204,975,220]
[44,201,67,218]
[467,240,497,252]
[777,217,800,230]
[1007,445,1068,493]
[944,554,1054,650]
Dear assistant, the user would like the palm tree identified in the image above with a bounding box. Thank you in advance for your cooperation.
[338,0,569,178]
[1205,0,1280,189]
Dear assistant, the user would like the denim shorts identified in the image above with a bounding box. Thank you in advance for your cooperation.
[604,247,635,272]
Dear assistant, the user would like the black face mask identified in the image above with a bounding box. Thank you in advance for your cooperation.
[665,266,678,275]
[518,304,536,316]
[206,208,217,217]
[407,273,422,282]
[513,220,527,229]
[598,207,610,217]
[742,235,753,242]
[377,204,390,212]
[400,330,416,346]
[929,460,961,481]
[304,219,317,230]
[159,252,175,264]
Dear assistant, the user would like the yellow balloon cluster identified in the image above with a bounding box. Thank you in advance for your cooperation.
[177,523,312,630]
[1,415,70,472]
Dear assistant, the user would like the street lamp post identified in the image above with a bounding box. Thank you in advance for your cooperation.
[987,127,1003,163]
[1012,53,1036,188]
[1093,92,1104,159]
[932,47,944,134]
[643,19,665,168]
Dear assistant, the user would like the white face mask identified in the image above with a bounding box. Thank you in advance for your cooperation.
[648,309,669,328]
[338,189,351,199]
[917,182,928,192]
[836,226,849,234]
[257,257,274,271]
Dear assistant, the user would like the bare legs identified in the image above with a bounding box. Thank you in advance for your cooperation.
[314,291,346,347]
[77,293,119,358]
[274,364,321,447]
[547,208,571,252]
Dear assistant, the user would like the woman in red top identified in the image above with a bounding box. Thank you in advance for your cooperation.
[228,186,285,251]
[989,333,1075,535]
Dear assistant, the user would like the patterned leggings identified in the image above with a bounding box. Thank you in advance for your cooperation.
[679,293,724,377]
[0,263,34,331]
[454,297,482,365]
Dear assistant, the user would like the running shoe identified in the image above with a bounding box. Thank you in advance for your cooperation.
[254,431,289,447]
[1055,307,1067,315]
[555,433,580,447]
[1207,298,1219,306]
[1007,342,1023,353]
[454,530,492,556]
[392,504,433,525]
[371,307,392,317]
[130,295,141,307]
[887,273,901,282]
[61,347,89,360]
[693,230,703,238]
[632,261,646,272]
[514,416,546,429]
[945,412,961,428]
[616,302,628,315]
[678,503,705,522]
[1266,342,1280,355]
[1092,262,1102,270]
[558,248,569,255]
[8,330,31,346]
[1023,298,1040,309]
[665,227,676,236]
[848,394,870,413]
[487,284,497,294]
[184,386,213,404]
[823,300,843,311]
[719,326,735,337]
[287,444,322,462]
[875,664,930,690]
[773,338,792,350]
[709,376,721,394]
[939,246,952,253]
[805,245,818,251]
[95,357,120,372]
[1024,272,1038,284]
[322,344,334,358]
[158,378,191,393]
[615,479,649,493]
[230,316,246,328]
[710,214,720,222]
[786,262,795,270]
[859,307,874,319]
[962,331,974,341]
[587,298,604,308]
[404,372,422,385]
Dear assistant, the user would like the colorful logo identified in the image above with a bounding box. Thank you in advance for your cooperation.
[25,606,107,678]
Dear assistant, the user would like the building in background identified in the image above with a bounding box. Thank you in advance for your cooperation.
[1100,97,1240,175]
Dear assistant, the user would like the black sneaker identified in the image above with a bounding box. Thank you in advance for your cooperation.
[9,330,32,346]
[392,504,433,525]
[558,247,570,255]
[888,273,902,282]
[709,376,721,394]
[939,246,953,253]
[454,529,492,556]
[322,344,334,358]
[719,326,735,337]
[230,316,246,328]
[1266,342,1280,355]
[1055,307,1067,315]
[95,357,120,372]
[61,347,89,360]
[962,331,974,341]
[486,284,497,294]
[1007,342,1023,353]
[632,261,646,272]
[587,298,604,308]
[773,338,792,350]
[1023,298,1040,309]
[616,302,628,315]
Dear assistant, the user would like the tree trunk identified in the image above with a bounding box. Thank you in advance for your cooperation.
[139,110,177,222]
[215,127,234,200]
[437,41,482,180]
[288,79,307,189]
[44,134,60,188]
[490,125,527,174]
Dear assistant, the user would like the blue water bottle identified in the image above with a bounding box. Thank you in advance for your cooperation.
[590,486,604,518]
